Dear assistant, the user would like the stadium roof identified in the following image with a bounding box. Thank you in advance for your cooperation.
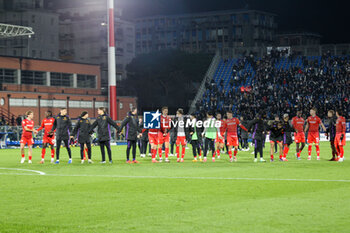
[0,23,34,38]
[135,8,277,20]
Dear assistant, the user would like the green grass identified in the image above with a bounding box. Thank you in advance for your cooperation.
[0,142,349,233]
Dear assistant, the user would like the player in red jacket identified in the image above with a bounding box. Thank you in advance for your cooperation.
[20,111,38,164]
[222,111,248,162]
[158,106,172,162]
[335,109,346,162]
[215,113,225,159]
[291,110,305,159]
[37,111,55,164]
[305,108,326,160]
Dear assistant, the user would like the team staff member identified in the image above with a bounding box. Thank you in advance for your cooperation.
[189,113,203,162]
[90,107,120,163]
[118,107,141,164]
[50,108,72,164]
[248,111,268,162]
[202,111,217,163]
[325,110,337,161]
[268,115,283,162]
[72,111,93,164]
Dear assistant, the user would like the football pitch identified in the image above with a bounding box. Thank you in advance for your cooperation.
[0,143,349,233]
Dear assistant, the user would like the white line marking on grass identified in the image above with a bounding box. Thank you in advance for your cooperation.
[0,171,349,182]
[0,167,46,175]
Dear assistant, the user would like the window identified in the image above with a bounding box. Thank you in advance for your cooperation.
[21,70,46,85]
[77,75,96,88]
[50,72,73,87]
[126,43,134,53]
[69,101,92,108]
[0,69,17,84]
[31,15,35,23]
[32,50,36,57]
[10,98,37,107]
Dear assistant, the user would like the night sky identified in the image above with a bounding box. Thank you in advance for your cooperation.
[53,0,349,44]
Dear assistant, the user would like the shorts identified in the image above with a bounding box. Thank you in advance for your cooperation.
[335,133,346,146]
[227,134,239,147]
[43,135,55,145]
[176,136,187,146]
[307,132,320,144]
[283,134,293,145]
[270,136,283,144]
[148,133,158,145]
[294,132,306,143]
[216,135,224,144]
[20,136,34,146]
[158,132,170,145]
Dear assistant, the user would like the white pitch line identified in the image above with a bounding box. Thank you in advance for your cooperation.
[0,171,349,182]
[0,167,46,175]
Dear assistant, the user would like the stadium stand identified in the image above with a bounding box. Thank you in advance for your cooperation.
[195,52,350,120]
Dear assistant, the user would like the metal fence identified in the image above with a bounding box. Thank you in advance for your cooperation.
[0,122,127,149]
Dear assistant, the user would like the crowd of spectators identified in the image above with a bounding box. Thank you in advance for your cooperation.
[196,52,350,120]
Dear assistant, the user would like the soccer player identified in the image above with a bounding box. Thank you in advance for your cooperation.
[189,113,203,162]
[222,111,247,162]
[248,111,267,162]
[325,110,337,161]
[335,109,346,162]
[118,107,141,164]
[281,114,294,161]
[202,111,217,162]
[89,107,120,163]
[305,108,327,160]
[291,110,306,160]
[158,106,172,162]
[215,113,225,159]
[173,108,190,162]
[148,127,159,163]
[50,108,72,164]
[37,110,55,164]
[268,115,283,162]
[72,111,93,164]
[20,111,37,164]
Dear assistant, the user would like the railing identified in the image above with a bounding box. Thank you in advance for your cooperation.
[188,52,221,114]
[0,107,17,126]
[0,123,127,149]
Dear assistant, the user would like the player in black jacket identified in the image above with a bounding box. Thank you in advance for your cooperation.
[90,107,120,163]
[118,108,141,163]
[281,114,294,161]
[248,111,268,162]
[268,115,283,161]
[325,110,337,161]
[189,113,203,162]
[72,111,92,164]
[50,108,72,164]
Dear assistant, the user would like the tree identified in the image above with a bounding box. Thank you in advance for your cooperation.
[121,50,212,113]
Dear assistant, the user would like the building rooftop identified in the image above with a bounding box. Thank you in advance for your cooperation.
[135,8,276,21]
